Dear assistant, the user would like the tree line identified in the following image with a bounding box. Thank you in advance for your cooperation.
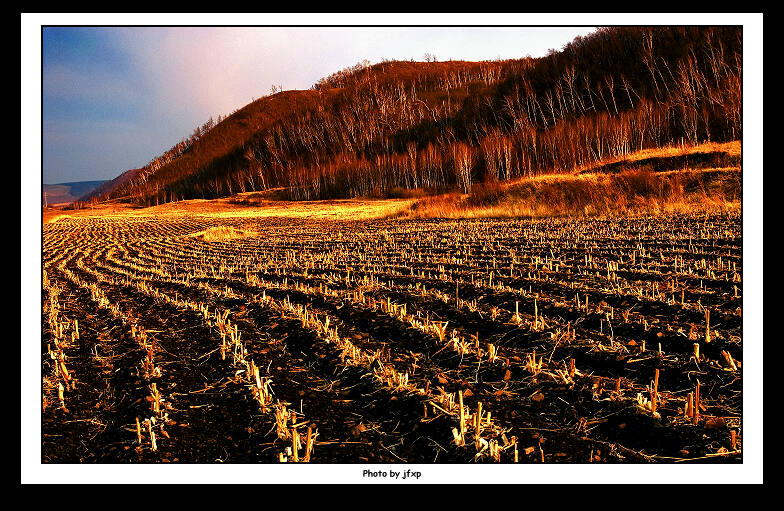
[105,26,742,205]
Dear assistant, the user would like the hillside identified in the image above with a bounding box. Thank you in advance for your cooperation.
[92,26,741,207]
[79,169,140,203]
[406,141,741,219]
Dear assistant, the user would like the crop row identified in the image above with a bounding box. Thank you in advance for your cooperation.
[42,212,742,462]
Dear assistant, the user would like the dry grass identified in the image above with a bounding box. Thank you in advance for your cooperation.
[188,226,258,242]
[42,196,415,224]
[406,168,740,220]
[406,141,741,220]
[623,140,740,161]
[563,140,741,176]
[43,141,740,224]
[198,197,415,220]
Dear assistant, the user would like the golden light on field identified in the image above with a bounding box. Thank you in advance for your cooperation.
[42,206,742,463]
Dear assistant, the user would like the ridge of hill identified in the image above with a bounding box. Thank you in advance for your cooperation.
[91,26,741,207]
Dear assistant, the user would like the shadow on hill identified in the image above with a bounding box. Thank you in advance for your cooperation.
[582,152,740,175]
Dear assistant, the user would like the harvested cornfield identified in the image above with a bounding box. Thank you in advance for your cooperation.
[42,212,742,463]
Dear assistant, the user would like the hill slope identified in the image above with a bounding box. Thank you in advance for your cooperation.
[95,26,741,206]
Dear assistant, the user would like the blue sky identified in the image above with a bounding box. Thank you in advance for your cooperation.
[41,25,598,184]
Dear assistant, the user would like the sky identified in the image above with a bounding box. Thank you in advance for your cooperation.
[41,24,599,184]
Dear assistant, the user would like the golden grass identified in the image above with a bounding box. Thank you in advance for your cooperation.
[42,213,71,224]
[197,197,415,220]
[405,141,741,220]
[501,140,741,189]
[42,196,415,224]
[566,140,740,177]
[42,141,740,224]
[624,140,741,161]
[406,168,740,220]
[188,226,258,242]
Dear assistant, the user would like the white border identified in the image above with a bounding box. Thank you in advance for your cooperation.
[22,13,764,484]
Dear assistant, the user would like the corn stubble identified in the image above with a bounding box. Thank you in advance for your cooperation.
[42,210,742,463]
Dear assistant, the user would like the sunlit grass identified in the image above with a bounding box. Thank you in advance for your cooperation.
[404,141,741,220]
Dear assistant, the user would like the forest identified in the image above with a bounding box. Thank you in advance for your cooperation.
[85,27,741,206]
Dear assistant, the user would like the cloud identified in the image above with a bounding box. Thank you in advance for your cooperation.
[118,27,601,125]
[118,28,297,122]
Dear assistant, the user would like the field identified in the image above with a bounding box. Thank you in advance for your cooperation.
[42,210,742,464]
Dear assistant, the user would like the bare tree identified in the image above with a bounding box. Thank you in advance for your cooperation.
[452,142,473,194]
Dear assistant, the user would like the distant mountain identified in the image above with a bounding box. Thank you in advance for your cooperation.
[78,168,141,203]
[94,26,742,206]
[43,180,108,205]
